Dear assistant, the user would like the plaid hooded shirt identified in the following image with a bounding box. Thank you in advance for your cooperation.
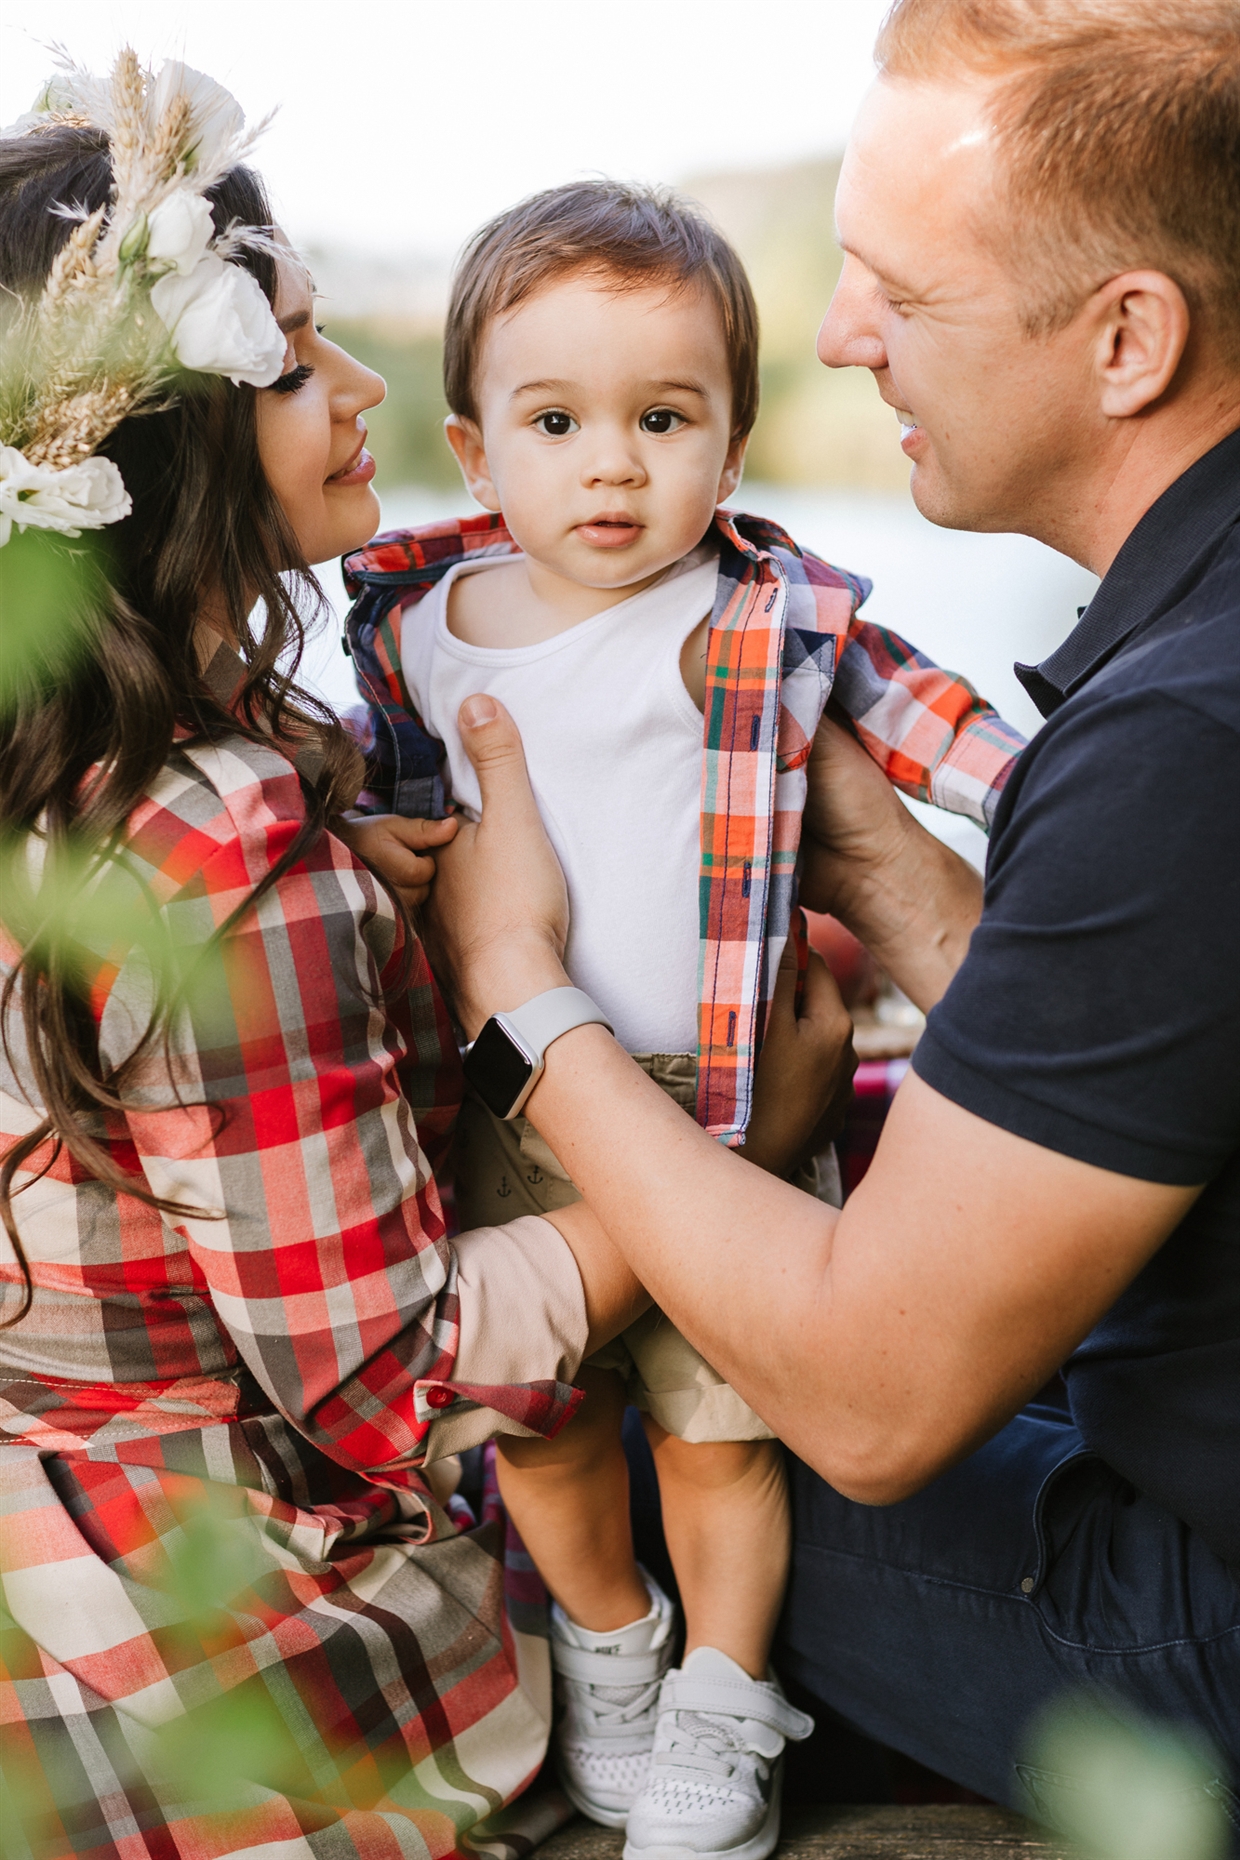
[344,509,1027,1141]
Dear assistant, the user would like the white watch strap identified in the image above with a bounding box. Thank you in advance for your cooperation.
[497,986,612,1064]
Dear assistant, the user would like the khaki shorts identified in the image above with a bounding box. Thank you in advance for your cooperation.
[452,1055,840,1445]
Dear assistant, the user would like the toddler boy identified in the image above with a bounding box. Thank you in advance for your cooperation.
[344,181,1025,1860]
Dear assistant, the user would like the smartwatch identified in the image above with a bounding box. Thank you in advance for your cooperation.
[463,987,613,1120]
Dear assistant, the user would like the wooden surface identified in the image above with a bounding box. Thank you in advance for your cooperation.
[536,1807,1072,1860]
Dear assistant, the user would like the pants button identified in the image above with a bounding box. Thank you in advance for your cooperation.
[1020,1576,1035,1593]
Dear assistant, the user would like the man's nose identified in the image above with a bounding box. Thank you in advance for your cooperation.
[817,258,887,372]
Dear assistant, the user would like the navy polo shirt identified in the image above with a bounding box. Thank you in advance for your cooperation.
[913,424,1240,1568]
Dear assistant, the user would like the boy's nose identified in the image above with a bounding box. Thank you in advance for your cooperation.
[580,431,646,487]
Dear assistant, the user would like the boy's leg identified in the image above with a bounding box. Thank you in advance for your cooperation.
[646,1425,789,1678]
[495,1364,649,1629]
[496,1364,679,1830]
[623,1326,812,1860]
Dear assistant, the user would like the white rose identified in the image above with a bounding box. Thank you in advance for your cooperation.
[2,74,82,137]
[150,252,286,388]
[0,447,131,547]
[146,191,215,277]
[150,62,246,181]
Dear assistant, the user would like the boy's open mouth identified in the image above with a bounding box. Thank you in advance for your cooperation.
[576,515,643,548]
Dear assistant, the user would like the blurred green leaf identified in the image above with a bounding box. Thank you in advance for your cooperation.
[152,1687,303,1806]
[0,527,104,717]
[1023,1694,1229,1860]
[165,1490,274,1621]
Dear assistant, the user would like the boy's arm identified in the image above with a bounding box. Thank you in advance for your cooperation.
[341,585,461,906]
[826,596,1027,830]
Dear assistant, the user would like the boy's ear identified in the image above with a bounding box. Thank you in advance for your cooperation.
[716,433,748,507]
[444,414,501,512]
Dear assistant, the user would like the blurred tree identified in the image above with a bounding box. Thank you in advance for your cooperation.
[326,320,459,491]
[323,154,910,495]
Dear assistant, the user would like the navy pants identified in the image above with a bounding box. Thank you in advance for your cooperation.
[777,1408,1240,1827]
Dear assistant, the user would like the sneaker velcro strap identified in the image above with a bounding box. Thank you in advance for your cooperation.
[551,1642,670,1685]
[657,1675,814,1744]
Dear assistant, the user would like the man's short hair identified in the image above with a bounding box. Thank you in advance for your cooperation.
[877,0,1240,349]
[443,180,760,439]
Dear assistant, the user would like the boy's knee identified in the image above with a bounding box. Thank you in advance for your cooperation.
[652,1431,784,1489]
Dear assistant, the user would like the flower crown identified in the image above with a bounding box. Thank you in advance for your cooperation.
[0,50,287,549]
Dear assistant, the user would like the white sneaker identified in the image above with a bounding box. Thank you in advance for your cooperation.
[622,1647,814,1860]
[550,1572,678,1828]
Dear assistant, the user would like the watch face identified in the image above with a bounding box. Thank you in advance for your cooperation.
[464,1017,535,1119]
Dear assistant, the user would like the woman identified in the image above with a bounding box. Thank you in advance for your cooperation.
[0,61,839,1860]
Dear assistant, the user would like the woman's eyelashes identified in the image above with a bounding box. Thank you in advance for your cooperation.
[270,361,315,396]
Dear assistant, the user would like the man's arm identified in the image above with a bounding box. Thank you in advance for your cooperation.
[524,1028,1195,1502]
[430,695,1211,1503]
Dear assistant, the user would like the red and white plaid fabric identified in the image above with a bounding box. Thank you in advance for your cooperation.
[0,679,576,1858]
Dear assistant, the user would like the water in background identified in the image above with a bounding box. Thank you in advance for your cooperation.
[301,481,1099,870]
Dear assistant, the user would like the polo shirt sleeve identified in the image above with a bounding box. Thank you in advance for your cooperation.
[912,687,1240,1186]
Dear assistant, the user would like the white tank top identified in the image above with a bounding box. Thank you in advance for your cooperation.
[401,547,718,1054]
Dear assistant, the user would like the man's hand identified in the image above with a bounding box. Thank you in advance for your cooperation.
[801,713,983,1011]
[424,694,571,1035]
[738,940,857,1178]
[335,812,459,912]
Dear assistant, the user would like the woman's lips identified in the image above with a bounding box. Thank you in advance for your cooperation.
[575,517,642,548]
[326,446,376,487]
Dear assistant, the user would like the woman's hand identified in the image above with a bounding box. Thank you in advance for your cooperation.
[423,695,571,1036]
[335,812,459,912]
[737,938,856,1178]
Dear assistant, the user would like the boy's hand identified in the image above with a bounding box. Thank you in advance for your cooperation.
[738,939,857,1179]
[335,813,459,912]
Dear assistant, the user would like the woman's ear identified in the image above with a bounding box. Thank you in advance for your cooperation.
[444,414,501,512]
[716,433,749,506]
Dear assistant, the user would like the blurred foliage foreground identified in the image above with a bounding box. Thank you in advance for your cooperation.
[330,156,911,498]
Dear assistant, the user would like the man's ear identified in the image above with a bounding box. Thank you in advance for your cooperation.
[444,414,501,512]
[716,433,749,506]
[1091,271,1191,419]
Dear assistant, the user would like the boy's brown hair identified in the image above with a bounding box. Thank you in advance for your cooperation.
[877,0,1240,352]
[443,180,760,439]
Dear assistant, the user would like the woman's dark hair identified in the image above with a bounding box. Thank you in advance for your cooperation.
[0,125,366,1322]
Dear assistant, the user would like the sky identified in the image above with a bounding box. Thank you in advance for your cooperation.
[1,0,891,256]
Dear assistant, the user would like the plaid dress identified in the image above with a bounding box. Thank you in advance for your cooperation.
[344,508,1026,1140]
[0,661,580,1860]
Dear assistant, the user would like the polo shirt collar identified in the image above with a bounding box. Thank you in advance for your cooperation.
[1015,421,1240,718]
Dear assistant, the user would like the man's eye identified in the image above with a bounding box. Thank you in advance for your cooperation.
[534,410,577,436]
[640,408,685,435]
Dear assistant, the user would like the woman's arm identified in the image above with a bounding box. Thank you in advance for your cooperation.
[430,698,1198,1503]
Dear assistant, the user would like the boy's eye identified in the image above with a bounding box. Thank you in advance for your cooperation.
[534,410,578,437]
[640,408,686,435]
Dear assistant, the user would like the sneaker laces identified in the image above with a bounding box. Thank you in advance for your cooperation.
[553,1641,671,1743]
[655,1709,772,1790]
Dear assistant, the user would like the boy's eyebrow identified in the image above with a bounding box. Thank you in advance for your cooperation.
[509,376,712,401]
[510,378,576,400]
[651,378,709,399]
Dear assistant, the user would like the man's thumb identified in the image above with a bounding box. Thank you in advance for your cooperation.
[458,693,537,815]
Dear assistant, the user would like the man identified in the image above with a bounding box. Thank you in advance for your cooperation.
[429,0,1240,1826]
